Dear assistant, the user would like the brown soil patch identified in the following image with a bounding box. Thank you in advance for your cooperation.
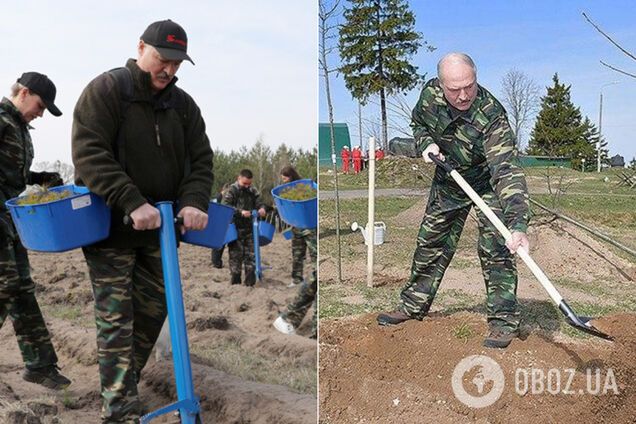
[319,312,636,424]
[0,237,316,423]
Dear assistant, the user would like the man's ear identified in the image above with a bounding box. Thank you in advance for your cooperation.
[137,40,145,58]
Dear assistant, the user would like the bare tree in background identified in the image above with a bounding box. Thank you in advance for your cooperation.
[319,0,343,283]
[583,12,636,79]
[501,69,540,150]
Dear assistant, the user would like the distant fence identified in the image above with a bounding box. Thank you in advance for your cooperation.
[519,155,572,168]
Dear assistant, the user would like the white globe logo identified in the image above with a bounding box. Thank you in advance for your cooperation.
[451,355,505,408]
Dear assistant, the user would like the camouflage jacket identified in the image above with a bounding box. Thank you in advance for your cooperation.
[411,78,529,233]
[0,98,34,222]
[221,181,265,229]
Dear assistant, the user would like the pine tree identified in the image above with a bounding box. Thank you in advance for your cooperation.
[527,74,586,159]
[339,0,432,149]
[580,117,608,171]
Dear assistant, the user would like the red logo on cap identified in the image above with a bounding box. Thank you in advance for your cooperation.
[166,34,186,47]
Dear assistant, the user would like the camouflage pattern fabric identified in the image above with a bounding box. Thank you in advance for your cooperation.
[0,239,58,369]
[83,245,167,424]
[228,229,255,282]
[282,229,317,337]
[399,189,520,330]
[291,227,314,285]
[399,78,529,332]
[0,98,59,370]
[411,78,529,233]
[221,182,264,230]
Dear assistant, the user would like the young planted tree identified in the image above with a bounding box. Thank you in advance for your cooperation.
[320,0,343,282]
[339,0,431,150]
[500,69,540,150]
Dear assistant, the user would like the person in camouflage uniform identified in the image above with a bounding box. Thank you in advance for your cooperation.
[72,20,213,423]
[211,183,231,268]
[273,165,317,338]
[0,72,70,389]
[274,228,317,338]
[222,169,266,286]
[278,165,314,287]
[377,53,530,349]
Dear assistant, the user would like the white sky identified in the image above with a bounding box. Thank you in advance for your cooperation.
[1,1,317,164]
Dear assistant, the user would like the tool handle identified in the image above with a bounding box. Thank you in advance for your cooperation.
[428,152,454,173]
[123,215,184,226]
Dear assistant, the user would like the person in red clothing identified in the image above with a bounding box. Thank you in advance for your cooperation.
[375,148,385,161]
[352,146,362,173]
[341,145,350,173]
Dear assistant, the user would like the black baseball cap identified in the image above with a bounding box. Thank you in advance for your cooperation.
[17,72,62,117]
[141,19,194,65]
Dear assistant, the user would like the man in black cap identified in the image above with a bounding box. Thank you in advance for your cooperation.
[72,19,213,423]
[0,72,69,390]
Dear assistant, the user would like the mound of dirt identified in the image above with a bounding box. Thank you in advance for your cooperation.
[320,312,636,423]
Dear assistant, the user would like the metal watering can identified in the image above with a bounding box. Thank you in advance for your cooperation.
[350,221,386,245]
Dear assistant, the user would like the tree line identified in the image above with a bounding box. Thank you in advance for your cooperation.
[34,140,317,205]
[323,0,622,169]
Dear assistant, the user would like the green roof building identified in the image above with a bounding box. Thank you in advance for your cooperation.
[319,123,351,167]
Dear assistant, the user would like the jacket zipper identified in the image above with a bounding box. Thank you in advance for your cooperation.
[154,121,161,147]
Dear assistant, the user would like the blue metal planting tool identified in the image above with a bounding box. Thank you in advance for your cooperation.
[141,202,201,423]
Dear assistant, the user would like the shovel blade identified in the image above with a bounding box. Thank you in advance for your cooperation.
[561,309,614,341]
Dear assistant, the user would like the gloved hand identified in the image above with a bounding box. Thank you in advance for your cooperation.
[422,143,445,163]
[30,171,64,187]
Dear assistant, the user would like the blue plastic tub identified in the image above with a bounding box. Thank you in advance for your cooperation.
[282,227,293,240]
[224,223,238,244]
[5,185,111,252]
[258,221,275,246]
[271,179,317,229]
[181,202,234,249]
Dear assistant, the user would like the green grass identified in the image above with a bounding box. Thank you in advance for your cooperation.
[319,157,434,191]
[191,339,316,394]
[319,282,400,319]
[42,304,94,328]
[452,321,475,343]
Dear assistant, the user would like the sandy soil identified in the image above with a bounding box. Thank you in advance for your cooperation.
[0,236,317,423]
[319,196,636,423]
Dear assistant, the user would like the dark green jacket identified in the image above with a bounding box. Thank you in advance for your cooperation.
[72,59,214,247]
[0,98,36,239]
[411,78,529,233]
[221,182,264,230]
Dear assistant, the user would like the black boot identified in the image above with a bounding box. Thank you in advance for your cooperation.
[211,249,223,268]
[23,365,71,390]
[244,271,256,287]
[231,273,241,285]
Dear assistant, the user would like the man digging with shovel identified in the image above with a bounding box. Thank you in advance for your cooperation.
[377,53,530,349]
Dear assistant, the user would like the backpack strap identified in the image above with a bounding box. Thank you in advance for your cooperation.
[107,67,134,171]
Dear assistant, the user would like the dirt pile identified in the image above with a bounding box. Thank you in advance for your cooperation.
[320,312,636,424]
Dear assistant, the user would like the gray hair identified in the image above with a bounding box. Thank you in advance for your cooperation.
[437,52,477,81]
[10,82,26,98]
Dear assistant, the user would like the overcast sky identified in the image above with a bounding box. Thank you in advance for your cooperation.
[1,1,317,164]
[320,0,636,163]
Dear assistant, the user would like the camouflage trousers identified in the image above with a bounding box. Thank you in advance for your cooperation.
[283,229,317,337]
[400,191,520,331]
[228,229,255,280]
[83,245,167,424]
[291,228,317,284]
[0,238,58,369]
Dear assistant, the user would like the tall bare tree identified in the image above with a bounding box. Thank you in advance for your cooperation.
[319,0,343,282]
[500,69,540,150]
[583,12,636,79]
